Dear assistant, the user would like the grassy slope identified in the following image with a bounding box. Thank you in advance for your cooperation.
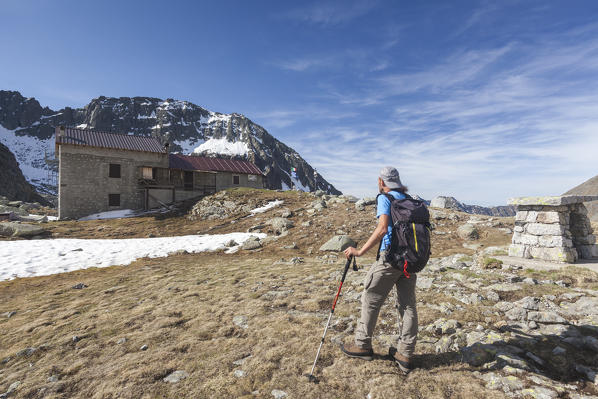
[7,189,594,398]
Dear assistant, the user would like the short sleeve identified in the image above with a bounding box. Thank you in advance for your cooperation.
[376,195,391,218]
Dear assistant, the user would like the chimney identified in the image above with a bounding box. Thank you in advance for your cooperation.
[164,142,170,153]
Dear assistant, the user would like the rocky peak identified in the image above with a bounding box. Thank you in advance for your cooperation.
[0,90,341,195]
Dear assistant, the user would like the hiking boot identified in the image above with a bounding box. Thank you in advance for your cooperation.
[389,348,412,374]
[340,343,373,361]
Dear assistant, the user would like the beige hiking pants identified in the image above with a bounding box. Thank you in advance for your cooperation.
[355,252,418,357]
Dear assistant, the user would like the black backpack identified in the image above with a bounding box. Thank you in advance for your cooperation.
[376,192,432,277]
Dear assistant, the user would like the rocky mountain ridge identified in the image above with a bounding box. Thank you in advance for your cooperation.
[0,90,341,195]
[430,195,516,217]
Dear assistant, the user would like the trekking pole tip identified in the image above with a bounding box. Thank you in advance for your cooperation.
[304,373,319,384]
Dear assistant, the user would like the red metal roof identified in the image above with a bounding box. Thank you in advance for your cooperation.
[55,127,166,153]
[169,153,263,175]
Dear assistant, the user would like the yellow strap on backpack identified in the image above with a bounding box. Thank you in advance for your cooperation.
[412,223,418,252]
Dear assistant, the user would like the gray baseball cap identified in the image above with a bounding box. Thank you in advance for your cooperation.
[379,166,404,190]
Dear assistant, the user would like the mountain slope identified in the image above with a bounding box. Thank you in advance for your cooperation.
[0,142,49,204]
[564,174,598,221]
[0,90,341,195]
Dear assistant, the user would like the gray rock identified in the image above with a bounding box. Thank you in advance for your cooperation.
[71,283,87,289]
[516,296,540,310]
[462,343,497,366]
[266,217,294,233]
[47,375,59,383]
[163,370,189,383]
[0,221,46,237]
[527,311,567,324]
[117,338,127,344]
[242,236,262,250]
[233,369,247,378]
[520,386,558,399]
[232,355,252,366]
[140,344,148,351]
[2,311,16,318]
[15,347,37,357]
[416,277,434,289]
[506,307,527,321]
[233,315,248,329]
[271,389,288,399]
[457,224,479,240]
[575,364,598,384]
[5,381,20,395]
[319,235,357,252]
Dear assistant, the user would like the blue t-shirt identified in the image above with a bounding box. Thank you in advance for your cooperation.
[376,191,406,251]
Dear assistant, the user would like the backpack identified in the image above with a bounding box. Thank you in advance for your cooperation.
[376,192,432,278]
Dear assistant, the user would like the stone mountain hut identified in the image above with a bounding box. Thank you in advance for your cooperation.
[55,127,265,219]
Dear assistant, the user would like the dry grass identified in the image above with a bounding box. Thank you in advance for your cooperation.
[0,252,511,399]
[0,189,525,398]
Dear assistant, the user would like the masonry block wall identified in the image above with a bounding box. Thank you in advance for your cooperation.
[58,145,168,219]
[509,196,598,263]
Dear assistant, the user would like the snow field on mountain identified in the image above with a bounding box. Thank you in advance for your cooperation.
[0,126,53,187]
[193,137,249,157]
[0,232,266,281]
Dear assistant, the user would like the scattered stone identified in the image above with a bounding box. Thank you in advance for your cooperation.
[163,370,189,383]
[5,381,20,395]
[301,221,311,227]
[140,344,148,351]
[233,370,247,378]
[552,346,566,356]
[117,338,127,344]
[271,389,288,399]
[527,311,568,324]
[71,283,88,289]
[233,355,252,366]
[47,375,59,383]
[575,364,598,384]
[15,347,37,357]
[319,235,357,252]
[520,386,558,399]
[2,311,16,318]
[282,242,298,250]
[457,224,479,240]
[233,315,248,329]
[242,236,262,250]
[72,335,81,343]
[266,217,294,233]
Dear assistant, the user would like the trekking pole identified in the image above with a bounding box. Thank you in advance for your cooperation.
[306,255,357,383]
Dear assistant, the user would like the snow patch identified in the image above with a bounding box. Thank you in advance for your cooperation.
[0,232,267,281]
[175,138,205,155]
[193,138,249,157]
[250,200,284,215]
[78,209,138,221]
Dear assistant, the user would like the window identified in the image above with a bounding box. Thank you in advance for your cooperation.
[142,167,152,179]
[109,164,121,178]
[108,194,120,207]
[233,175,240,185]
[152,167,157,180]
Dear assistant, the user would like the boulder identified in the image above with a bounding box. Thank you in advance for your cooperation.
[319,235,357,252]
[0,222,46,237]
[266,217,294,233]
[457,224,479,240]
[242,236,262,250]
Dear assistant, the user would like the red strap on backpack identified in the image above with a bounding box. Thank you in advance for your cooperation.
[403,260,410,278]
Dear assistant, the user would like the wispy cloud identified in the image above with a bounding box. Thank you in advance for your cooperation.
[288,23,598,205]
[282,0,378,27]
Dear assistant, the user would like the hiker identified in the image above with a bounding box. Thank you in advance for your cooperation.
[340,166,418,374]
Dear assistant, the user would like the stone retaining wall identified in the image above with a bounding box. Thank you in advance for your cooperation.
[508,196,598,263]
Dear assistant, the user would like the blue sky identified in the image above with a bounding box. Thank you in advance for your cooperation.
[2,0,598,205]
